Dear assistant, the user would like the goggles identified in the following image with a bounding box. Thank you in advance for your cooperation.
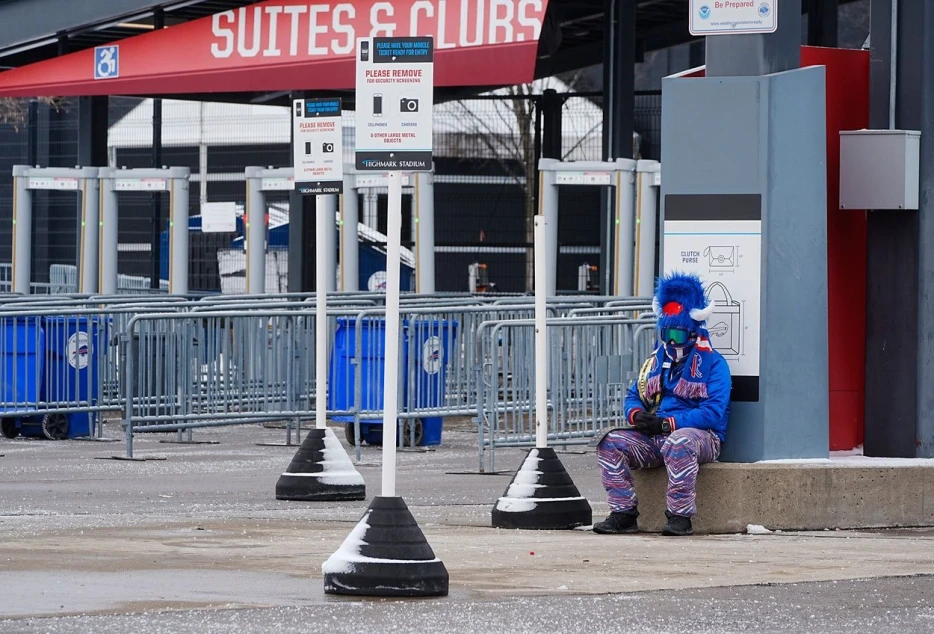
[661,327,693,346]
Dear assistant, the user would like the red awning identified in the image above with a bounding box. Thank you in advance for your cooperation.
[0,0,550,97]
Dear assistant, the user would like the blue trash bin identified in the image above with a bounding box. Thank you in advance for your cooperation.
[32,316,104,439]
[328,318,458,446]
[0,319,45,439]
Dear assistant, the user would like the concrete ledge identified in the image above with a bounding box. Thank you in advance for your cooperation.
[630,460,934,534]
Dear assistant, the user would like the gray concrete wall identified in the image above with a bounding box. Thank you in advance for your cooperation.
[661,66,829,462]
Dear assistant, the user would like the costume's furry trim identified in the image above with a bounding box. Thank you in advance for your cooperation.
[673,378,708,400]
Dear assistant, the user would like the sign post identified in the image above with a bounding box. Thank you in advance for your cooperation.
[323,36,447,598]
[274,99,364,504]
[689,0,778,36]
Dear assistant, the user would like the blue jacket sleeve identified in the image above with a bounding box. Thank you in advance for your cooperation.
[671,354,731,436]
[624,375,644,425]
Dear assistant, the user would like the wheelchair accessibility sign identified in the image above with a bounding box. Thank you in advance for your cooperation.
[94,46,119,80]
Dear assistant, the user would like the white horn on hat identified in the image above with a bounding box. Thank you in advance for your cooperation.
[652,297,662,318]
[689,302,714,322]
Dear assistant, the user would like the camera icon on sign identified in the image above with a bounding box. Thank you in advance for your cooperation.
[322,142,335,153]
[400,98,419,113]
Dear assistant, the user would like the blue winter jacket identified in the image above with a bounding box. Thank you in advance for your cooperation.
[624,341,732,442]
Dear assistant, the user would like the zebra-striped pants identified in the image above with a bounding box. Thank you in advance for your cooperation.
[596,428,721,517]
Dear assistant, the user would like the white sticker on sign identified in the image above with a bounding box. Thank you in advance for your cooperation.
[201,202,238,233]
[67,332,90,369]
[422,336,443,375]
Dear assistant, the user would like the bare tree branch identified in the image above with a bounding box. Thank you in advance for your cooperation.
[0,97,67,131]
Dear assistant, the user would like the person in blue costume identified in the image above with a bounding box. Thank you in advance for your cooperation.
[593,272,732,536]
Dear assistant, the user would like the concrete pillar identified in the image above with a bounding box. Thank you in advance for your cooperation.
[340,173,359,292]
[244,167,266,294]
[11,166,33,294]
[414,170,435,294]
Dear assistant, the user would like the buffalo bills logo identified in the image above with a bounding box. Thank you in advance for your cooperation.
[690,355,703,379]
[67,332,91,370]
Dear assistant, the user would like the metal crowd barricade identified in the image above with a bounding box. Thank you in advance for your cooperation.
[476,315,658,473]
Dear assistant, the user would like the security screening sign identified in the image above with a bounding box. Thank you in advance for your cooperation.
[689,0,777,36]
[292,97,344,194]
[355,36,434,171]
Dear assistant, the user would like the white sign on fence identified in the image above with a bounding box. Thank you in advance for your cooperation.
[689,0,777,36]
[292,97,344,195]
[355,36,434,171]
[201,202,238,233]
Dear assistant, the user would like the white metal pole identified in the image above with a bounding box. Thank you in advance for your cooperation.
[79,173,101,295]
[99,171,119,295]
[316,195,329,430]
[245,167,266,294]
[534,215,549,449]
[381,171,404,497]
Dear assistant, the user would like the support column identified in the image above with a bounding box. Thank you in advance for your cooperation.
[245,167,266,294]
[150,8,164,290]
[414,170,435,294]
[865,0,934,458]
[169,168,190,296]
[807,0,839,47]
[706,0,802,76]
[601,0,636,296]
[98,170,118,295]
[79,171,100,294]
[288,192,315,293]
[633,161,660,297]
[323,194,337,292]
[77,96,108,168]
[340,173,359,292]
[11,167,33,294]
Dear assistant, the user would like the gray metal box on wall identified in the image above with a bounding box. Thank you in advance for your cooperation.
[840,129,920,211]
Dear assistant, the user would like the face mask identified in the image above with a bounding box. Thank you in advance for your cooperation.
[665,343,690,363]
[660,327,695,363]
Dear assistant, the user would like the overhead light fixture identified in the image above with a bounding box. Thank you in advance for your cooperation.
[117,23,155,30]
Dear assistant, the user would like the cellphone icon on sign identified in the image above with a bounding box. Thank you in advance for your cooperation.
[361,41,370,62]
[373,94,383,117]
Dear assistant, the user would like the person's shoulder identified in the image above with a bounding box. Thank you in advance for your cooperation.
[694,338,732,374]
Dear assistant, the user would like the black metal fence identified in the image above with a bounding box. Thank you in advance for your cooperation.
[0,90,662,293]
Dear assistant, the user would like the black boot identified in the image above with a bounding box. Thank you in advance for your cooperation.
[662,510,694,536]
[592,509,639,534]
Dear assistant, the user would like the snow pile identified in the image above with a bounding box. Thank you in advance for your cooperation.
[745,524,773,535]
[316,429,365,486]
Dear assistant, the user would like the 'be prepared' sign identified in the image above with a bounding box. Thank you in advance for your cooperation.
[689,1,777,36]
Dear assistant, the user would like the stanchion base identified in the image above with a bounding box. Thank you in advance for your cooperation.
[491,446,593,530]
[323,496,448,597]
[275,428,365,501]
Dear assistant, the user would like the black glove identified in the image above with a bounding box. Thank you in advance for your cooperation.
[633,410,667,436]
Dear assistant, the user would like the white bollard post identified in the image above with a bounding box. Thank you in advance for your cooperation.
[79,171,101,295]
[534,215,549,449]
[381,171,404,498]
[316,195,329,430]
[168,168,190,296]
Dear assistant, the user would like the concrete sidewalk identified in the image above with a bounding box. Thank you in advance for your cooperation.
[1,421,933,625]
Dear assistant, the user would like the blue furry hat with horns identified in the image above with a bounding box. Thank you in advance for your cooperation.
[651,271,714,333]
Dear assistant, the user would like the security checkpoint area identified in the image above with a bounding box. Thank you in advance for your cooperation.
[1,0,934,631]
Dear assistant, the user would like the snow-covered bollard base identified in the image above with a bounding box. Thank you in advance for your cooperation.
[491,447,592,530]
[322,496,449,597]
[275,428,366,501]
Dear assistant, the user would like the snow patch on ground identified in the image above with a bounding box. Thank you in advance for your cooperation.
[745,524,773,535]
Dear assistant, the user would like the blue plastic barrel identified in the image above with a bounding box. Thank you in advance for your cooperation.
[327,318,458,446]
[0,318,45,413]
[38,316,103,438]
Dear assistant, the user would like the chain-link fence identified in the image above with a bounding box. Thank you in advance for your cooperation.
[0,88,663,294]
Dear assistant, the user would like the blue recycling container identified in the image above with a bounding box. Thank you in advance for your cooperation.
[36,316,103,438]
[0,318,45,415]
[328,317,458,446]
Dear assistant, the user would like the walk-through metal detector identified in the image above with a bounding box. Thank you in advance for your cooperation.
[245,165,435,294]
[11,166,100,294]
[537,158,661,297]
[98,167,191,296]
